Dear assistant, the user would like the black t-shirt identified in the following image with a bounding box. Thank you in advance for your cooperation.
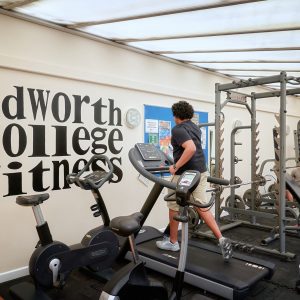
[171,120,207,175]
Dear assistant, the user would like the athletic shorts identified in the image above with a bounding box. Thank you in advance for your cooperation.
[167,171,209,212]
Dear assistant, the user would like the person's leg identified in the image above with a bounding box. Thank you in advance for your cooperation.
[196,207,232,261]
[156,208,180,251]
[169,209,180,243]
[196,209,222,239]
[193,172,232,261]
[156,176,180,251]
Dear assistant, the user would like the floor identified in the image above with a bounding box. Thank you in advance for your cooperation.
[0,220,300,300]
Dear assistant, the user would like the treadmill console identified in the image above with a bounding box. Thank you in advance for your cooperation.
[136,143,161,161]
[134,143,172,170]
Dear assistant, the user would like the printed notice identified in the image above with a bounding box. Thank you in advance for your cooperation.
[191,113,199,125]
[148,133,159,145]
[145,119,159,133]
[200,127,206,149]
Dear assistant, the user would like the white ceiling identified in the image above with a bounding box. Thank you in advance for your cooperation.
[0,0,299,91]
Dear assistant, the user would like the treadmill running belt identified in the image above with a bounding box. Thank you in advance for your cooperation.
[138,239,268,289]
[134,238,273,300]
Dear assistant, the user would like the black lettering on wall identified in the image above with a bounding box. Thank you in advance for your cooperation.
[91,157,122,183]
[3,162,26,197]
[52,92,71,122]
[29,161,50,192]
[72,127,90,155]
[2,86,25,120]
[3,124,27,157]
[108,129,123,154]
[110,157,123,183]
[52,160,70,190]
[92,98,107,125]
[28,88,50,121]
[108,99,122,126]
[29,125,50,157]
[72,158,89,174]
[73,95,90,124]
[1,88,125,196]
[91,158,105,172]
[52,126,71,156]
[91,127,107,154]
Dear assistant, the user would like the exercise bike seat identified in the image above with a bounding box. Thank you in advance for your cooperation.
[16,193,50,207]
[110,212,143,237]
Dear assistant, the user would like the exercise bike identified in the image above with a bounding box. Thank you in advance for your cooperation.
[10,155,119,300]
[100,170,209,300]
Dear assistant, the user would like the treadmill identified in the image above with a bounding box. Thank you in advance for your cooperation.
[118,143,275,300]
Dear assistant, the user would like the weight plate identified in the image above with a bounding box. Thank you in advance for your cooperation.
[225,195,246,209]
[188,207,200,229]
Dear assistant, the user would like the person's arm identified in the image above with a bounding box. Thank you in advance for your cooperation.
[169,139,196,175]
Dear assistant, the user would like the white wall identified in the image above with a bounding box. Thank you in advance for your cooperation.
[0,13,299,276]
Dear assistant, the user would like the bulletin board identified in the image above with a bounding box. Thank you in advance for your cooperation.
[144,105,209,164]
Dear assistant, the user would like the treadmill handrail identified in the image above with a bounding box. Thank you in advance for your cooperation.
[129,148,176,189]
[129,148,229,190]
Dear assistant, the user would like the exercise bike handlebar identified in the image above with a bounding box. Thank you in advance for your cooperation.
[67,155,114,190]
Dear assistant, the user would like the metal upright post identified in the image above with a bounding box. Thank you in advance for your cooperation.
[230,126,250,214]
[279,71,287,254]
[294,121,300,166]
[215,83,221,222]
[250,94,257,224]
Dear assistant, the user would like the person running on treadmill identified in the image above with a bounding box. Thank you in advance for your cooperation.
[156,101,233,262]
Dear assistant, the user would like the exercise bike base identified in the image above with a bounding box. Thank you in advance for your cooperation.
[80,266,115,282]
[10,282,51,300]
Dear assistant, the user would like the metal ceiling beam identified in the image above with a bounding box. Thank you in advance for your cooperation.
[67,0,263,29]
[211,68,300,71]
[225,75,299,79]
[186,60,300,63]
[254,87,300,99]
[222,74,263,77]
[2,0,38,10]
[117,26,300,42]
[155,47,300,54]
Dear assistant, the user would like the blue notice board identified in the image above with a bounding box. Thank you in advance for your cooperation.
[144,105,208,164]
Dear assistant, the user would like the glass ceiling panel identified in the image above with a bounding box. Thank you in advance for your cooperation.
[191,63,300,71]
[5,0,300,95]
[163,51,300,62]
[128,31,300,53]
[80,0,300,41]
[14,0,226,24]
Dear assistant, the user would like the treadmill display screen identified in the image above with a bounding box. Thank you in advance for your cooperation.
[136,143,161,161]
[179,172,196,187]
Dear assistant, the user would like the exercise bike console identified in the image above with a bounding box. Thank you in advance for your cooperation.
[67,154,114,190]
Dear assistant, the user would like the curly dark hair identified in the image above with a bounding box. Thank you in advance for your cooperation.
[171,101,194,120]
